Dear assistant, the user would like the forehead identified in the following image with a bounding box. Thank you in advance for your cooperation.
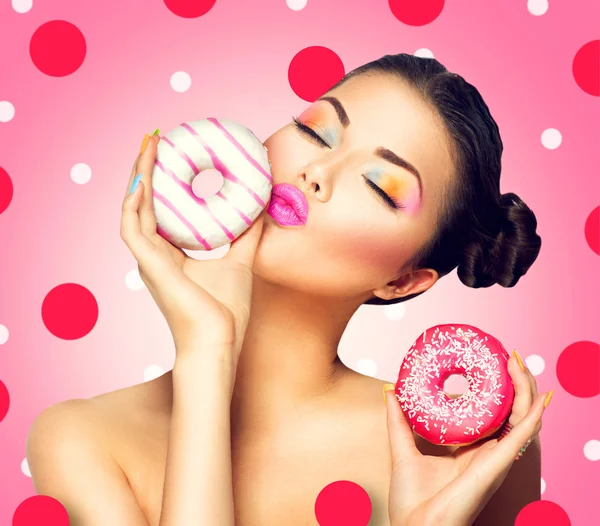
[324,73,455,212]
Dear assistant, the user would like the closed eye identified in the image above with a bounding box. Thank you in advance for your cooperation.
[363,175,404,211]
[292,116,330,148]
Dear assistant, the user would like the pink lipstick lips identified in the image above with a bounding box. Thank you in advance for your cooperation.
[267,183,309,226]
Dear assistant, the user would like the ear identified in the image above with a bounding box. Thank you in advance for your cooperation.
[371,268,439,302]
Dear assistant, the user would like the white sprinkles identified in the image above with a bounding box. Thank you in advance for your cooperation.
[396,325,512,445]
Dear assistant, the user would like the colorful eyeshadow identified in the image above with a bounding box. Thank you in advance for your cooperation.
[367,166,421,214]
[297,105,338,145]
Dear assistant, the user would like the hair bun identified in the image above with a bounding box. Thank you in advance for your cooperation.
[458,192,542,288]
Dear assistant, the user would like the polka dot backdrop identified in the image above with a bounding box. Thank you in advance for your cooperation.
[0,0,598,524]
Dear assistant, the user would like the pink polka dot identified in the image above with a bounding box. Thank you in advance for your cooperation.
[42,283,99,340]
[585,206,599,255]
[556,341,600,398]
[515,500,571,526]
[314,480,371,526]
[29,21,86,77]
[388,0,445,26]
[13,495,70,526]
[0,166,13,215]
[164,0,217,18]
[572,40,600,96]
[288,46,345,102]
[0,379,9,423]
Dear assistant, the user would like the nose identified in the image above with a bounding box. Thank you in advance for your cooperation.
[296,156,338,202]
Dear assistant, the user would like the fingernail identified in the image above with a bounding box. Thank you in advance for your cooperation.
[152,128,161,136]
[129,173,142,194]
[383,383,395,404]
[139,134,150,155]
[544,389,554,408]
[513,349,526,372]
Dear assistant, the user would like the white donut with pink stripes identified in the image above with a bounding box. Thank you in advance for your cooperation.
[151,118,273,250]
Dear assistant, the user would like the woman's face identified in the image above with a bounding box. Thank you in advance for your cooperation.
[253,73,455,302]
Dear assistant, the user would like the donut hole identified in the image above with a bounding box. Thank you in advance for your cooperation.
[443,374,469,399]
[191,168,224,199]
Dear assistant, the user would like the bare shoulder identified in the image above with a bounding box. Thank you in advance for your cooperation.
[26,397,151,524]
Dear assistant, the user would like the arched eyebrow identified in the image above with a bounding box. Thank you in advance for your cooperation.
[317,96,424,201]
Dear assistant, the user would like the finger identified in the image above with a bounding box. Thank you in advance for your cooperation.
[493,391,548,466]
[522,357,539,400]
[385,385,420,464]
[138,133,160,237]
[507,353,533,425]
[124,139,146,201]
[225,208,266,269]
[121,181,158,269]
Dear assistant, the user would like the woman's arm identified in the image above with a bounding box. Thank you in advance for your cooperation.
[472,435,541,526]
[158,346,237,526]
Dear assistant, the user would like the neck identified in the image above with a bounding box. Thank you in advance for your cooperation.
[230,275,364,434]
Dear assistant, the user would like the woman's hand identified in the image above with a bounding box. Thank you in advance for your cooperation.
[120,133,268,363]
[384,352,551,526]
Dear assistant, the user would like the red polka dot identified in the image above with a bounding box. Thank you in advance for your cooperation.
[0,379,9,423]
[556,341,600,398]
[164,0,217,18]
[388,0,445,26]
[515,500,571,526]
[288,46,345,102]
[585,206,600,255]
[314,480,372,526]
[42,283,99,340]
[572,40,600,96]
[30,20,86,77]
[13,495,70,526]
[0,166,13,215]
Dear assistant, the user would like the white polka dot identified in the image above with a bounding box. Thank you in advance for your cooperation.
[0,101,15,122]
[541,128,562,149]
[383,302,406,321]
[170,71,192,93]
[541,477,546,494]
[12,0,33,14]
[584,439,600,461]
[70,162,92,185]
[527,0,549,16]
[0,324,8,345]
[125,269,145,291]
[414,48,435,59]
[144,364,165,382]
[355,358,378,377]
[286,0,307,10]
[21,457,31,477]
[524,354,545,376]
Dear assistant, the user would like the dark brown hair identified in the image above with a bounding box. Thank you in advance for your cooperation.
[326,53,542,306]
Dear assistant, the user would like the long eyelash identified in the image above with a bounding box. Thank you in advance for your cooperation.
[292,116,330,147]
[363,176,406,210]
[291,117,404,211]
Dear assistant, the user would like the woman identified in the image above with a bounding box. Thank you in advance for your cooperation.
[27,54,547,525]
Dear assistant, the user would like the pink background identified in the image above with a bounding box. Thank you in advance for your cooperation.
[1,0,599,524]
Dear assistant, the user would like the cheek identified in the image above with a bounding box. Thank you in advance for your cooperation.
[319,218,411,275]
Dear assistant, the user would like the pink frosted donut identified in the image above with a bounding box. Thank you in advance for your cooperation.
[151,118,273,250]
[395,323,515,446]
